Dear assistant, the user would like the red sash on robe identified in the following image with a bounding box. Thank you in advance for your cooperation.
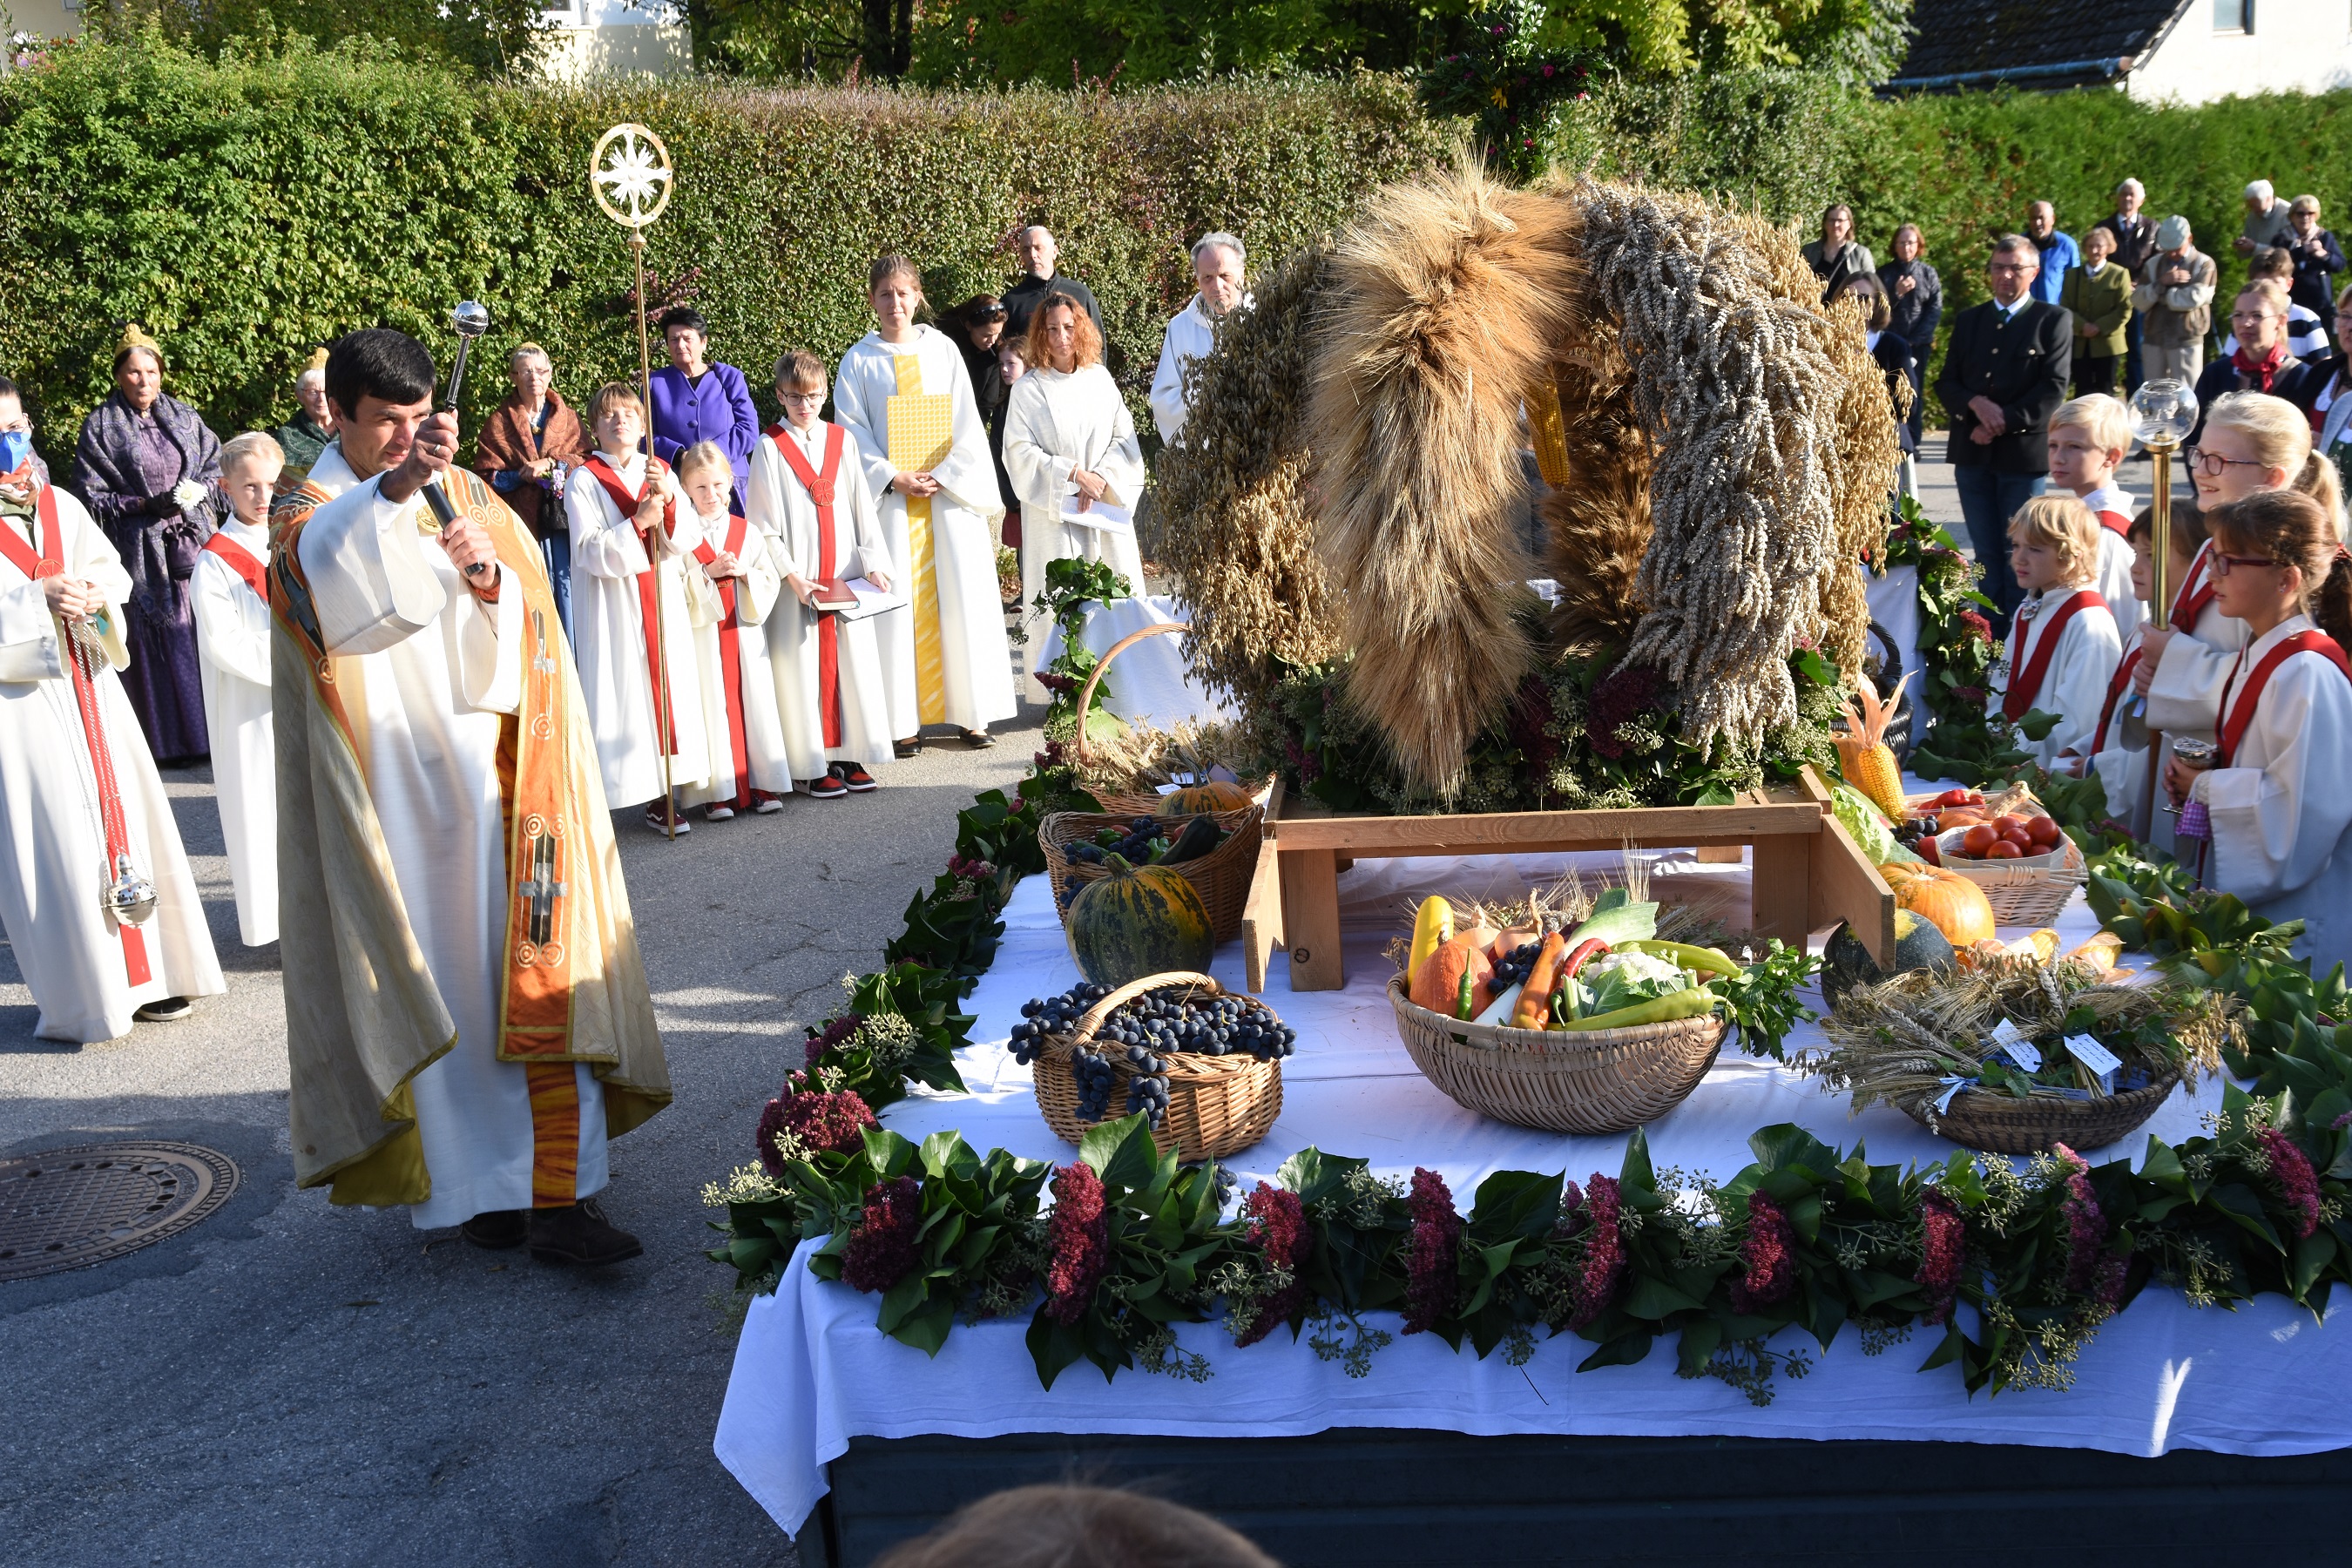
[202,531,267,600]
[770,422,848,750]
[2218,631,2352,767]
[691,510,754,808]
[0,487,148,984]
[2171,542,2217,632]
[2002,589,2106,721]
[2093,643,2143,754]
[2094,509,2131,537]
[582,455,678,753]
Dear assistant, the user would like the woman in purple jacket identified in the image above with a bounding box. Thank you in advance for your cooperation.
[67,326,222,765]
[648,308,760,517]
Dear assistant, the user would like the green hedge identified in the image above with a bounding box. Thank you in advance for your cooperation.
[0,36,1450,470]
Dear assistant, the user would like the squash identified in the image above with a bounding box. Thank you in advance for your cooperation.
[1410,934,1494,1019]
[1887,864,1997,949]
[1408,896,1456,978]
[1821,911,1955,1011]
[1157,813,1224,866]
[1065,853,1215,986]
[1157,780,1254,816]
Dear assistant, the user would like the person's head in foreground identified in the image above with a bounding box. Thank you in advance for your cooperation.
[2006,494,2100,595]
[217,431,283,526]
[2201,488,2352,645]
[870,1484,1281,1568]
[2194,391,2342,517]
[774,350,828,431]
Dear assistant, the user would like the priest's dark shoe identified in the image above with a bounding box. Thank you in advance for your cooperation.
[133,996,192,1023]
[461,1209,527,1250]
[527,1199,642,1267]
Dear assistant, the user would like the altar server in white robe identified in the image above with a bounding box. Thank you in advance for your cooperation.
[1003,290,1148,703]
[1987,496,2122,770]
[672,440,790,820]
[274,329,666,1264]
[834,253,1016,753]
[0,375,222,1041]
[2085,509,2198,847]
[564,382,711,832]
[2166,489,2352,974]
[193,431,280,945]
[751,351,896,796]
[2046,395,2143,640]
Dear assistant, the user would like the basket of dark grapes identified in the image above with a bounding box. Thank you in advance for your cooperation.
[1010,970,1291,1160]
[1041,807,1263,943]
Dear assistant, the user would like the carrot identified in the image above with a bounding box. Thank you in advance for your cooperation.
[1511,933,1570,1030]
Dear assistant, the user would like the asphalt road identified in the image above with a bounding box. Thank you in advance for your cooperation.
[0,701,1038,1568]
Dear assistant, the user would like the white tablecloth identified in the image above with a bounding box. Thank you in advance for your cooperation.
[715,821,2349,1536]
[1037,594,1236,728]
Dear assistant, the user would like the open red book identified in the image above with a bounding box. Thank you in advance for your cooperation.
[808,577,859,612]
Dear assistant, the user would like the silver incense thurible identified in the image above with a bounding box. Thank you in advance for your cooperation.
[105,852,158,928]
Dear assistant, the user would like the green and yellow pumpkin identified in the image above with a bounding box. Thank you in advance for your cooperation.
[1067,854,1215,986]
[1156,779,1253,817]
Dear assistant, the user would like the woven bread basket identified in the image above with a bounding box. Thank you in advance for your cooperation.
[1042,806,1264,943]
[1387,976,1723,1134]
[1936,833,2088,929]
[1031,971,1282,1160]
[1070,620,1273,817]
[1903,1069,2180,1155]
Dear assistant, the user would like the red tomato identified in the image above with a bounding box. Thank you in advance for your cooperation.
[2002,824,2034,846]
[2025,816,2063,848]
[1991,814,2024,837]
[1986,840,2024,859]
[1962,824,1998,856]
[1917,835,1943,866]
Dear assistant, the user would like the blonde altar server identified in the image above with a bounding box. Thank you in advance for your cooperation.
[673,441,790,820]
[1986,497,2121,770]
[273,329,666,1265]
[193,431,280,946]
[0,375,222,1040]
[1002,289,1147,703]
[564,382,712,833]
[834,253,1017,753]
[2166,490,2352,973]
[2085,508,2197,848]
[750,351,896,796]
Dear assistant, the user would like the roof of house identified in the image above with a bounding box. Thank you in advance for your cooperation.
[1887,0,2190,91]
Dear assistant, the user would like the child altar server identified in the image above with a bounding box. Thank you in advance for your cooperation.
[672,441,788,821]
[1987,496,2123,769]
[192,431,280,946]
[2166,489,2352,973]
[565,382,711,834]
[835,254,1017,754]
[751,352,896,799]
[2085,508,2201,846]
[2046,394,2143,640]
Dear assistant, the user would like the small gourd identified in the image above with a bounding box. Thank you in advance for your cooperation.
[1066,853,1215,986]
[1156,780,1253,816]
[1882,863,1997,949]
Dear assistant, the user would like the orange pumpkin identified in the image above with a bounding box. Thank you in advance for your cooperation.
[1409,935,1495,1020]
[1156,780,1254,816]
[1887,865,1997,949]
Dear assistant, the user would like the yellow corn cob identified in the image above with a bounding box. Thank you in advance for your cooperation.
[1835,671,1914,823]
[1407,896,1455,983]
[2065,931,2126,971]
[2019,928,2062,964]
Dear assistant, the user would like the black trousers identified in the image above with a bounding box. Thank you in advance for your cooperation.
[2074,355,2118,397]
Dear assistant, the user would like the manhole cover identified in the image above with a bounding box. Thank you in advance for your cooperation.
[0,1141,240,1282]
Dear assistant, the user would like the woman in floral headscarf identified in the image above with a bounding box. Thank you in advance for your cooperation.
[67,326,224,764]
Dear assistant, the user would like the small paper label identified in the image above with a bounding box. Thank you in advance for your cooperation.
[2065,1034,2122,1092]
[1153,774,1200,796]
[1987,1018,2041,1072]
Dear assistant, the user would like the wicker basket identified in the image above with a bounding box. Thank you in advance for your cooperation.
[1904,1070,2180,1155]
[1031,971,1283,1160]
[1936,833,2088,928]
[1042,806,1264,943]
[1071,619,1273,817]
[1387,976,1723,1134]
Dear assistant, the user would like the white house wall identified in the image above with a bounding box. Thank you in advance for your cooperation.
[538,0,693,79]
[2131,0,2352,102]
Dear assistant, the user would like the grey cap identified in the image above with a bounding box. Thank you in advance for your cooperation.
[2156,213,2192,250]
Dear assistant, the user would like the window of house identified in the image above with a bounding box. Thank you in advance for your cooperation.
[2214,0,2254,31]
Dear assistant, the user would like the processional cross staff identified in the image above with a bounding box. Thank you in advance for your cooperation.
[592,123,682,837]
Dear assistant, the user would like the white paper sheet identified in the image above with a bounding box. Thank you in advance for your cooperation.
[1059,498,1133,534]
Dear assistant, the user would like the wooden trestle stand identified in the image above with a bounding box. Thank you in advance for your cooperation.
[1239,764,1892,994]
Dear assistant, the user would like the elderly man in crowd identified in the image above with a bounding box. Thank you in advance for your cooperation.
[272,348,335,484]
[2097,178,2158,391]
[1149,232,1250,445]
[1935,234,2072,631]
[2238,179,2295,257]
[2024,201,2078,306]
[1003,226,1102,343]
[2132,215,2218,385]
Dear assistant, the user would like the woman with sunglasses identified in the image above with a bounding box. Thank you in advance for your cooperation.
[2163,489,2352,972]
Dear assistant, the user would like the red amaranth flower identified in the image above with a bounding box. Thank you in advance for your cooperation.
[2258,1125,2323,1240]
[1506,673,1561,773]
[1959,610,1994,645]
[841,1175,923,1293]
[1916,1186,1964,1325]
[1951,685,1987,706]
[803,1012,863,1071]
[1728,1189,1797,1314]
[755,1088,879,1174]
[1402,1167,1461,1335]
[1585,661,1665,760]
[1571,1173,1625,1331]
[1233,1184,1310,1348]
[1044,1161,1111,1324]
[2053,1145,2114,1298]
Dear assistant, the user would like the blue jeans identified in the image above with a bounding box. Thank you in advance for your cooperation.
[2125,314,2146,395]
[1951,465,2046,632]
[541,530,574,642]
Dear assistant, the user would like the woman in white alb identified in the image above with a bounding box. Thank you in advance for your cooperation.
[1001,290,1147,702]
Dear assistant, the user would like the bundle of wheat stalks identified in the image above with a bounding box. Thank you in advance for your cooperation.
[1071,718,1260,801]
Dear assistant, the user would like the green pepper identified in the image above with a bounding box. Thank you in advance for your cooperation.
[1617,939,1740,977]
[1456,969,1477,1020]
[1556,984,1720,1032]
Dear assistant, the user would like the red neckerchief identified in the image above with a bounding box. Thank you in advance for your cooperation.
[2233,338,2290,393]
[690,510,754,808]
[202,531,267,600]
[581,454,679,753]
[2094,509,2131,537]
[769,422,848,750]
[2093,642,2144,754]
[2002,589,2106,720]
[2218,630,2352,767]
[2171,542,2217,631]
[0,485,148,983]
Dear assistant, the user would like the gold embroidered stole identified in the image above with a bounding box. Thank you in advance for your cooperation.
[887,350,954,726]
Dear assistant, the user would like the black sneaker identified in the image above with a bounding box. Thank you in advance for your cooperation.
[527,1198,642,1267]
[133,997,192,1023]
[837,762,878,793]
[461,1209,527,1250]
[804,773,848,800]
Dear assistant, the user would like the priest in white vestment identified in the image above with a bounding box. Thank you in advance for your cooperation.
[1003,292,1148,702]
[672,440,791,818]
[1147,230,1250,445]
[0,380,223,1041]
[749,352,896,792]
[564,383,712,830]
[273,330,666,1266]
[835,255,1017,751]
[193,432,282,946]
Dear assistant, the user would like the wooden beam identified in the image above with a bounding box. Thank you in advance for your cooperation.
[1750,828,1813,948]
[1263,802,1821,854]
[1279,847,1344,991]
[1811,813,1897,966]
[1240,832,1284,996]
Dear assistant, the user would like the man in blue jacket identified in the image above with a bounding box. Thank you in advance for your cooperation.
[2025,201,2079,307]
